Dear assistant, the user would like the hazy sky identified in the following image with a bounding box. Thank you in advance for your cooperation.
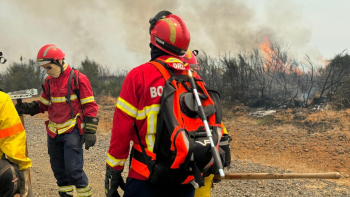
[0,0,349,72]
[246,0,350,59]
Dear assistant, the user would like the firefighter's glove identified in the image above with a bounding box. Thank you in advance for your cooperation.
[15,101,39,116]
[220,134,232,167]
[105,165,125,197]
[82,116,99,150]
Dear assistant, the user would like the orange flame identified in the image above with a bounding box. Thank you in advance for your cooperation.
[319,57,328,68]
[260,36,272,55]
[260,36,273,71]
[260,36,303,75]
[290,65,303,76]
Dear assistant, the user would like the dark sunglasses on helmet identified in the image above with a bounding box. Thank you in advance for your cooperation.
[149,10,173,34]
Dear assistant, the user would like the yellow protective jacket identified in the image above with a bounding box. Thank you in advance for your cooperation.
[0,91,31,170]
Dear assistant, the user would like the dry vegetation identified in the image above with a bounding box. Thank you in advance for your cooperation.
[224,103,350,187]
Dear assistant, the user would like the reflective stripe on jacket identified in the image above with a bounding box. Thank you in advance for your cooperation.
[0,91,31,170]
[106,55,203,181]
[38,66,98,138]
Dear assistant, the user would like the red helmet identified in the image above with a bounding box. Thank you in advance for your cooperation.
[182,49,199,70]
[150,11,190,57]
[37,44,65,66]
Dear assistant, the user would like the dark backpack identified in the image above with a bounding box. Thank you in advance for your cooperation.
[135,60,223,186]
[0,157,22,196]
[42,69,80,119]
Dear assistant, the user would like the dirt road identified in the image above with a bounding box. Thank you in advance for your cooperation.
[24,115,350,197]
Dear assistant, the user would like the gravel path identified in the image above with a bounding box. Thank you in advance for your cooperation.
[213,161,350,197]
[24,116,350,197]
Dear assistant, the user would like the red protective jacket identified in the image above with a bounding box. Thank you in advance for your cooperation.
[38,66,98,138]
[106,55,203,181]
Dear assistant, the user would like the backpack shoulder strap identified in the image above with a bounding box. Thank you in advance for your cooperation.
[66,69,75,119]
[45,76,51,83]
[149,60,172,80]
[43,76,52,100]
[71,69,80,100]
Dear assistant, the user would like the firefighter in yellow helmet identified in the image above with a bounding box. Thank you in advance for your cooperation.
[0,89,32,197]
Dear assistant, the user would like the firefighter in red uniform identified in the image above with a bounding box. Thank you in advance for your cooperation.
[104,11,197,197]
[16,44,99,197]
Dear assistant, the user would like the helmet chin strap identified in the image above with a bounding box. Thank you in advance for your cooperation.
[52,59,65,75]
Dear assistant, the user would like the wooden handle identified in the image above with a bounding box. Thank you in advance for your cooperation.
[215,172,341,180]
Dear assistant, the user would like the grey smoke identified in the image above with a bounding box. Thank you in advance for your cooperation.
[0,0,312,72]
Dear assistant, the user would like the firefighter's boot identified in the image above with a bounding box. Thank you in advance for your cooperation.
[59,191,73,197]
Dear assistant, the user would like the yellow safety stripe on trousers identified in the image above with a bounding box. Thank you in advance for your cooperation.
[106,153,126,167]
[80,96,95,105]
[51,94,78,103]
[77,191,92,197]
[48,113,81,135]
[136,104,160,152]
[59,185,74,192]
[76,185,91,192]
[76,185,92,197]
[116,97,137,118]
[39,96,50,105]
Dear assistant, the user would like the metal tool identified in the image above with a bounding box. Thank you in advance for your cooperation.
[7,89,38,100]
[187,69,225,178]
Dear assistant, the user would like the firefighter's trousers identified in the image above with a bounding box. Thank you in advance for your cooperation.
[47,127,89,192]
[123,177,195,197]
[194,174,214,197]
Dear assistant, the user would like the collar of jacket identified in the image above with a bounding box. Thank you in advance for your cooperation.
[155,55,188,75]
[51,66,72,82]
